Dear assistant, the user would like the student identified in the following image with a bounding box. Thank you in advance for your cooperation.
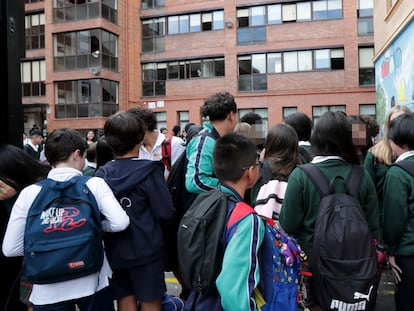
[184,132,265,311]
[279,111,379,309]
[24,129,44,160]
[83,142,97,176]
[127,108,185,177]
[284,112,313,164]
[95,112,175,311]
[364,105,411,228]
[185,92,238,194]
[249,123,300,219]
[2,128,130,311]
[382,113,414,311]
[0,145,50,311]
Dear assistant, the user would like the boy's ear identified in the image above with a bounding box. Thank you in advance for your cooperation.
[245,166,259,188]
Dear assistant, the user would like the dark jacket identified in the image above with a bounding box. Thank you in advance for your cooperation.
[95,158,174,269]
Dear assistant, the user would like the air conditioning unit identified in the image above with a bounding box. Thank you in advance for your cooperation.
[90,67,101,75]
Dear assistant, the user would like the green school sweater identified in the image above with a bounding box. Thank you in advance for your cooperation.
[363,151,391,229]
[382,156,414,256]
[279,159,379,258]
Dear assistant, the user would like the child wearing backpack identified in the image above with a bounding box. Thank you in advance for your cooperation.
[95,111,175,311]
[2,128,130,311]
[279,111,379,311]
[182,132,265,311]
[382,113,414,311]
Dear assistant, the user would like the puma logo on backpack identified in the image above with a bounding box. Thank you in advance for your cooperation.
[300,164,378,311]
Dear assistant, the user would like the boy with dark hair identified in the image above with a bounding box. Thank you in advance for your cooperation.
[185,92,238,194]
[284,112,313,163]
[95,111,175,311]
[184,132,264,311]
[2,128,130,311]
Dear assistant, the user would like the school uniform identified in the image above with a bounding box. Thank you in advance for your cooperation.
[95,158,174,301]
[279,157,379,258]
[2,167,130,309]
[364,151,391,228]
[184,185,265,311]
[382,152,414,310]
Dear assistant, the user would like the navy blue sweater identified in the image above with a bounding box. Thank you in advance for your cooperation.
[96,158,174,269]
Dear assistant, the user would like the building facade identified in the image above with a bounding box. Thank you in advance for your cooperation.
[23,0,376,134]
[373,0,414,126]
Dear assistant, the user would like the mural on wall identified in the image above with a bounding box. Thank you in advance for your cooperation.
[375,19,414,125]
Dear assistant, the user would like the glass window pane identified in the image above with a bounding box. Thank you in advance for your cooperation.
[297,2,311,21]
[168,16,179,34]
[315,49,330,69]
[282,4,296,22]
[237,28,251,44]
[313,1,328,20]
[328,0,343,18]
[179,15,189,33]
[268,4,281,24]
[252,54,266,74]
[213,11,224,30]
[284,51,298,72]
[214,59,225,76]
[359,47,374,68]
[252,74,267,91]
[190,14,201,32]
[190,60,201,78]
[238,56,252,75]
[298,51,312,71]
[251,6,265,26]
[168,62,179,79]
[238,75,252,92]
[252,26,266,43]
[267,53,282,73]
[202,59,214,77]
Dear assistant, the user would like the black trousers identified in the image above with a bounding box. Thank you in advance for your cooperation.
[395,255,414,311]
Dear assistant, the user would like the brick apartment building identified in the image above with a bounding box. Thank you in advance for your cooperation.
[22,0,375,136]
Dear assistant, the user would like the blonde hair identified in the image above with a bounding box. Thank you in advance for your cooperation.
[234,122,252,138]
[369,105,411,164]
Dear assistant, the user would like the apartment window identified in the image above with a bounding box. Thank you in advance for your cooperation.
[359,104,376,117]
[359,47,374,86]
[142,18,166,53]
[312,105,345,123]
[142,57,224,96]
[178,111,190,131]
[25,13,45,50]
[142,63,166,96]
[283,107,298,118]
[268,4,282,24]
[53,29,118,72]
[25,0,44,3]
[141,0,164,9]
[237,7,266,44]
[21,60,46,97]
[238,54,267,92]
[53,0,118,24]
[155,112,167,130]
[358,0,373,36]
[313,0,342,20]
[55,79,119,118]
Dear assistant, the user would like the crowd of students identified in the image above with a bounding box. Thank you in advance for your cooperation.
[1,91,414,311]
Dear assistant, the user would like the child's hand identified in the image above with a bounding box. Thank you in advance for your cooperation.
[388,256,402,284]
[0,180,17,200]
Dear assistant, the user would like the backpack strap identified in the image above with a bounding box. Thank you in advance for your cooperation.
[299,163,330,197]
[300,163,363,197]
[162,134,173,171]
[299,146,312,164]
[394,159,414,176]
[345,165,364,197]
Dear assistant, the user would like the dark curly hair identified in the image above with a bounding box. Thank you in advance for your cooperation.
[201,92,237,121]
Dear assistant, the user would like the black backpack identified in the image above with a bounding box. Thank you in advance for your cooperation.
[163,131,215,271]
[177,190,253,295]
[300,164,377,311]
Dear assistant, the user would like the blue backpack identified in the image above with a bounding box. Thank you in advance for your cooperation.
[255,218,307,311]
[24,176,104,284]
